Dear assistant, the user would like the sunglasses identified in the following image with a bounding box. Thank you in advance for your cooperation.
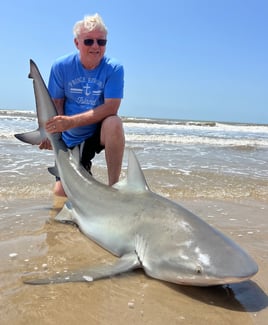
[83,39,107,46]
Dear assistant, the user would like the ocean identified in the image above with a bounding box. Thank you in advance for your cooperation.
[1,109,268,324]
[1,109,267,201]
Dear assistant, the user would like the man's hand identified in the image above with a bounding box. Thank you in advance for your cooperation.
[39,138,52,150]
[39,115,74,150]
[46,115,74,133]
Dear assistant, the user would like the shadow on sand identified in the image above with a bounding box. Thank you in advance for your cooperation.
[165,280,268,312]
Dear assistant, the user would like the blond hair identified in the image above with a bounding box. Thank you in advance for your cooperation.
[73,13,108,37]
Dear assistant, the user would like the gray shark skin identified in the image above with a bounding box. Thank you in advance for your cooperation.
[16,60,258,286]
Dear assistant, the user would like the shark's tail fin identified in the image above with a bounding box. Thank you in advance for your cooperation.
[14,59,57,146]
[14,129,43,145]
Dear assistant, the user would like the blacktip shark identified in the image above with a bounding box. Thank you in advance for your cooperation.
[15,60,258,286]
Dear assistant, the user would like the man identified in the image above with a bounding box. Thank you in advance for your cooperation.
[40,14,125,196]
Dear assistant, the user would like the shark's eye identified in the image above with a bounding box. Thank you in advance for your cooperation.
[195,265,202,274]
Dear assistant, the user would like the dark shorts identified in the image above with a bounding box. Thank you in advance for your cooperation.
[80,123,105,171]
[56,123,104,180]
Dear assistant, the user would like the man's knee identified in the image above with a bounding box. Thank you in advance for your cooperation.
[102,115,123,130]
[101,116,124,144]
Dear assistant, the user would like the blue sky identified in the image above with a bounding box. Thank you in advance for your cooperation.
[1,0,267,124]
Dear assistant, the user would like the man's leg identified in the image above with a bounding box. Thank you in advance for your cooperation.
[53,116,124,196]
[54,180,66,197]
[100,116,125,186]
[80,124,103,173]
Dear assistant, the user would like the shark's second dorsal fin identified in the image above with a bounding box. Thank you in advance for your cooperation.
[54,201,74,223]
[113,150,150,193]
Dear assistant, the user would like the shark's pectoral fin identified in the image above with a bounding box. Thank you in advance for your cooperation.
[23,252,141,285]
[82,251,142,281]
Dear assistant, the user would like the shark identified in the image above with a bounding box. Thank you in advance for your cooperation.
[15,60,258,286]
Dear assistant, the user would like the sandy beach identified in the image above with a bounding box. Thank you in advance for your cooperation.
[1,113,268,324]
[0,164,267,325]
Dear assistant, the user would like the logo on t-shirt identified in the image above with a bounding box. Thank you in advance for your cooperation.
[68,78,104,106]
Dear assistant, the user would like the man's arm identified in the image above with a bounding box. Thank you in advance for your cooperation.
[53,98,65,115]
[45,98,121,133]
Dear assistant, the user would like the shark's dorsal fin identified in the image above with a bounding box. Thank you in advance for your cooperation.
[114,150,150,193]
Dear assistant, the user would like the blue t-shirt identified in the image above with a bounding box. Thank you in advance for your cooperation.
[48,52,124,147]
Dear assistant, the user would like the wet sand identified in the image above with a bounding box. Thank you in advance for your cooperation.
[0,170,268,324]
